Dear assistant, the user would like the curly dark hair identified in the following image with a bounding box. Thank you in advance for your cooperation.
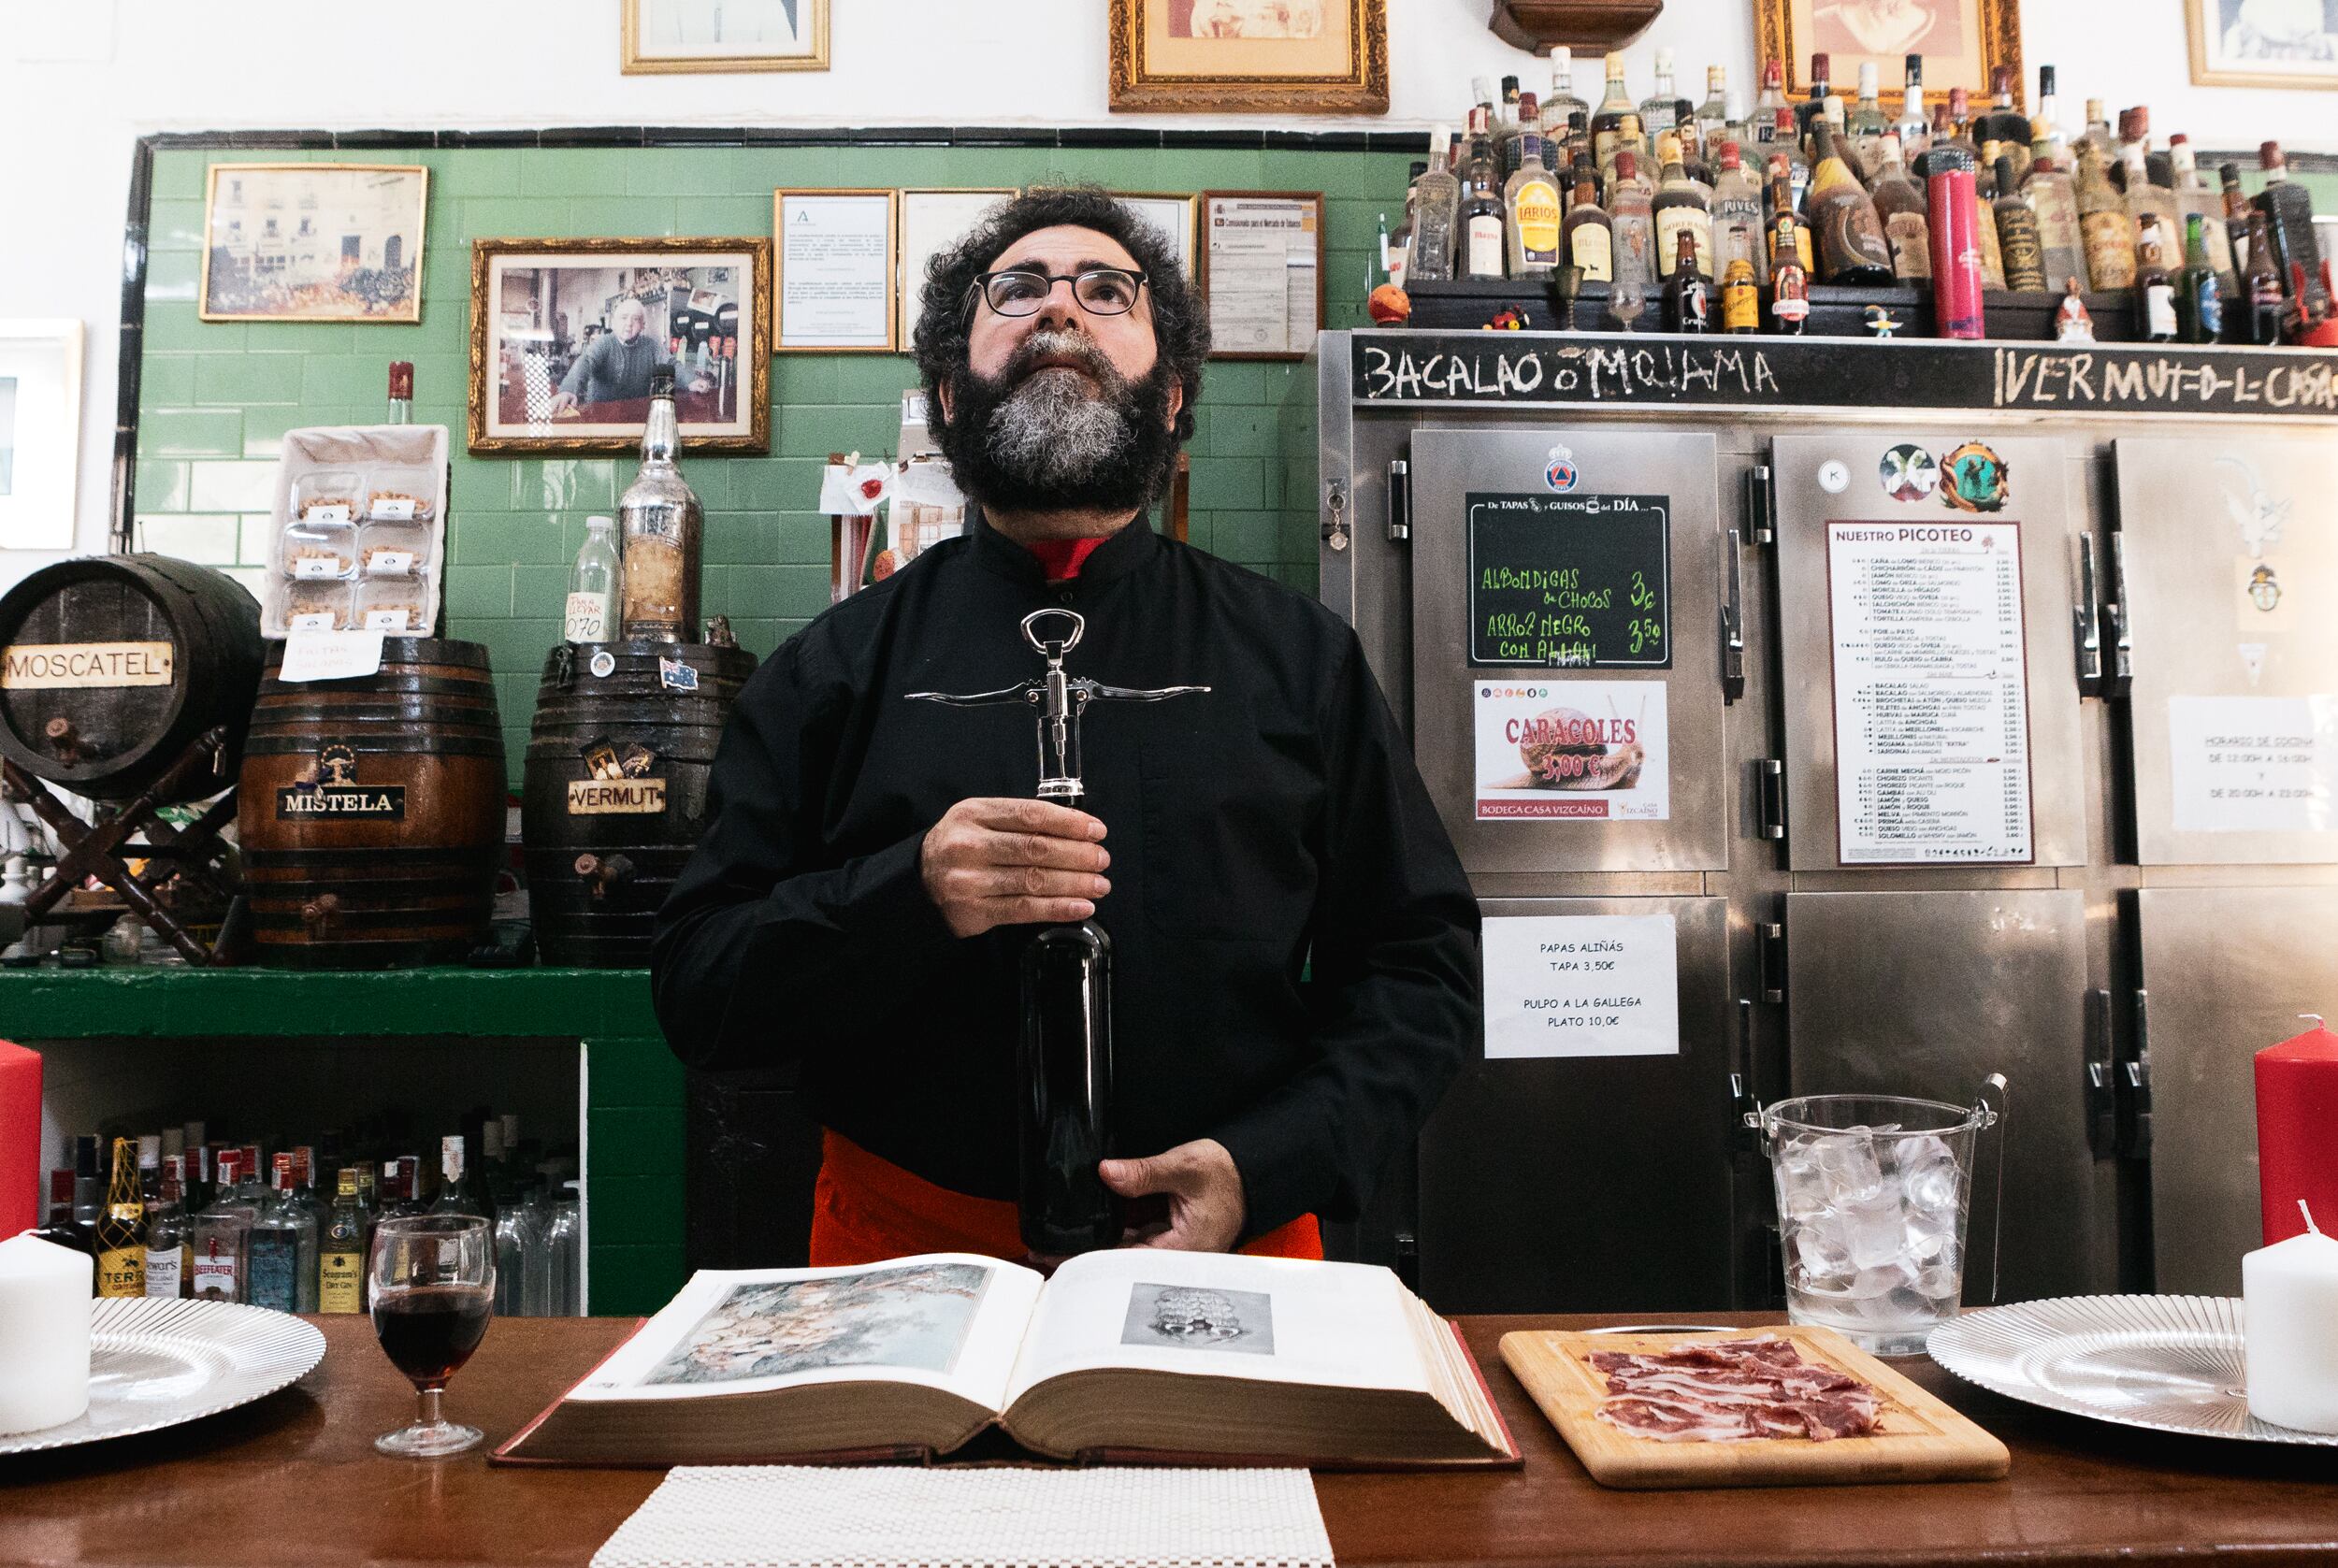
[909,183,1209,448]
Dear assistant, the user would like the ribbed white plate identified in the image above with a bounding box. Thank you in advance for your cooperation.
[1928,1294,2338,1446]
[0,1297,326,1455]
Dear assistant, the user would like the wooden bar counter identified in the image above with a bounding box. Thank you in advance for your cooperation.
[6,1312,2335,1567]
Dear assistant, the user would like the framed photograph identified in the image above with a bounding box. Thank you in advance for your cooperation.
[0,321,81,551]
[1118,193,1201,281]
[1198,192,1323,361]
[1108,0,1389,114]
[2187,0,2338,88]
[774,190,898,352]
[468,237,772,455]
[621,0,829,72]
[898,190,1017,342]
[199,164,427,324]
[1757,0,2021,105]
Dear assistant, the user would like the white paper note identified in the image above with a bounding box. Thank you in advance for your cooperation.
[779,194,893,350]
[1482,913,1681,1059]
[276,630,385,683]
[2169,694,2338,834]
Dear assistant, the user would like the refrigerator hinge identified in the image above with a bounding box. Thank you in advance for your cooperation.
[1720,527,1747,704]
[1321,478,1350,553]
[2072,534,2104,699]
[2104,529,2135,700]
[2084,986,2116,1157]
[1384,458,1411,543]
[1743,464,1776,546]
[1758,921,1787,1005]
[2121,988,2154,1157]
[1729,996,1763,1151]
[1755,758,1786,841]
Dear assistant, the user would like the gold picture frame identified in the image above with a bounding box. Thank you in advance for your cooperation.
[2186,0,2338,90]
[620,0,829,73]
[468,237,772,455]
[1108,0,1389,115]
[1756,0,2022,106]
[773,189,899,354]
[198,163,428,324]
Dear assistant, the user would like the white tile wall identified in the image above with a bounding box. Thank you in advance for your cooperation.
[186,459,278,514]
[134,513,239,564]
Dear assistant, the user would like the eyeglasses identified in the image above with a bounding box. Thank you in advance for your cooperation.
[968,267,1148,319]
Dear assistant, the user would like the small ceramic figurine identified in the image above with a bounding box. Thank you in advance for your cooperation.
[2055,277,2096,343]
[1862,305,1905,338]
[1366,283,1412,324]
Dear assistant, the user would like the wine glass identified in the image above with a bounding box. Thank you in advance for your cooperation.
[1609,276,1646,334]
[370,1215,495,1458]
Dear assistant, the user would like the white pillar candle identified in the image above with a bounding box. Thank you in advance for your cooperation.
[0,1231,94,1433]
[2244,1201,2338,1434]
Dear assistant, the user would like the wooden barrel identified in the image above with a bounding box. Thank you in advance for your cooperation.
[0,554,263,801]
[521,640,757,968]
[238,638,506,970]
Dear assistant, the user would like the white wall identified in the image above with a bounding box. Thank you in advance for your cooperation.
[4,0,2329,582]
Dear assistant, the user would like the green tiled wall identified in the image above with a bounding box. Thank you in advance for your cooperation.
[136,143,1412,781]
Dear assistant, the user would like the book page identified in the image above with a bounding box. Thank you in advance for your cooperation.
[1003,1250,1435,1407]
[568,1253,1044,1415]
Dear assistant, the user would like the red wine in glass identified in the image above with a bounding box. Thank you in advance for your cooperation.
[376,1285,492,1387]
[370,1215,494,1458]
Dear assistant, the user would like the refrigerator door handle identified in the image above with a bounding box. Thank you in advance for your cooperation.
[1720,527,1746,704]
[2105,529,2134,700]
[2073,534,2103,698]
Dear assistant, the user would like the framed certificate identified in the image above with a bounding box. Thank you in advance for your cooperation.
[1118,193,1200,281]
[898,189,1017,345]
[773,190,898,353]
[1199,192,1323,361]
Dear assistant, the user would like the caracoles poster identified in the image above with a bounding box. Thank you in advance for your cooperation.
[1473,680,1670,821]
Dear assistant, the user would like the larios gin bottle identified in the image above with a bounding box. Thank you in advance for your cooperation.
[618,370,702,641]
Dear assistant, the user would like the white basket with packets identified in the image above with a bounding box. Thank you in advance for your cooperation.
[264,426,450,639]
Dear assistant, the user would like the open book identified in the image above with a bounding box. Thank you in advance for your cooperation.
[497,1249,1519,1469]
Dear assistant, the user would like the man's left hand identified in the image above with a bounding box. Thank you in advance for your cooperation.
[1099,1139,1246,1253]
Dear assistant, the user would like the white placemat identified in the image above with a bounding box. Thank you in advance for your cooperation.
[590,1465,1335,1568]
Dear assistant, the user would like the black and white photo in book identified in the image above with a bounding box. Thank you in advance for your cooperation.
[648,1261,993,1384]
[1120,1284,1277,1356]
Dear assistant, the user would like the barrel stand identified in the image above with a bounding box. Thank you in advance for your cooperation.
[2,725,241,966]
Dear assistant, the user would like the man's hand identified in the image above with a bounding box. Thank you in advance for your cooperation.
[548,390,580,413]
[1100,1139,1247,1253]
[919,797,1110,938]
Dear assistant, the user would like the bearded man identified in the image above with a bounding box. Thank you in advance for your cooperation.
[651,185,1478,1265]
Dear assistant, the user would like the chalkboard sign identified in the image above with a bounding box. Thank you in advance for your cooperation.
[1466,493,1671,669]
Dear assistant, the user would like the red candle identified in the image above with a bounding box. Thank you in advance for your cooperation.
[2258,1015,2338,1245]
[0,1042,38,1237]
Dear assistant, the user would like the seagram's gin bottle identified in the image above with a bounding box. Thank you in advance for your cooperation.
[617,370,702,642]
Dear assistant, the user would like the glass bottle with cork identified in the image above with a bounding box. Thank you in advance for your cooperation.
[2134,214,2180,341]
[1638,49,1690,144]
[2022,134,2086,292]
[1807,121,1894,285]
[1407,128,1461,283]
[1794,52,1832,151]
[2074,142,2138,291]
[1846,62,1890,164]
[1894,54,1928,159]
[1459,121,1508,279]
[1651,132,1714,280]
[1992,155,2051,292]
[386,361,414,424]
[1869,133,1932,281]
[1541,48,1591,140]
[1751,58,1790,154]
[618,368,702,642]
[1710,141,1768,286]
[1561,157,1615,285]
[1592,52,1637,171]
[94,1137,146,1300]
[2167,135,2237,296]
[1608,149,1657,301]
[1972,65,2030,183]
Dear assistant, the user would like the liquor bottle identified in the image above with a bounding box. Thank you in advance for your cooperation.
[1408,127,1460,283]
[1973,66,2030,183]
[294,1146,333,1238]
[1895,55,1928,159]
[2177,214,2226,345]
[1992,155,2049,292]
[1498,92,1539,183]
[2032,65,2061,144]
[354,1162,382,1268]
[1386,161,1425,289]
[1562,162,1615,283]
[2134,215,2180,342]
[2168,136,2238,295]
[1592,52,1636,170]
[1652,133,1715,279]
[68,1134,104,1255]
[1662,230,1713,333]
[137,1134,162,1201]
[2078,99,2114,166]
[430,1135,490,1221]
[1541,48,1591,140]
[1721,258,1761,332]
[1927,144,1986,340]
[2121,140,2184,271]
[1710,141,1768,286]
[2221,163,2255,273]
[1020,920,1119,1257]
[2023,138,2087,292]
[1807,122,1894,285]
[1846,62,1890,164]
[1638,49,1689,141]
[319,1169,368,1315]
[1765,167,1815,276]
[1609,150,1657,300]
[94,1137,147,1299]
[2121,105,2174,190]
[564,513,622,643]
[1504,134,1564,278]
[386,361,414,425]
[2241,212,2287,346]
[617,369,702,642]
[2253,142,2329,316]
[144,1156,191,1299]
[1751,58,1790,154]
[1677,113,1715,191]
[189,1150,254,1302]
[1818,95,1855,181]
[1768,226,1811,335]
[1695,65,1734,157]
[2076,143,2138,291]
[1794,52,1832,151]
[1459,127,1508,279]
[246,1154,315,1314]
[1869,133,1931,281]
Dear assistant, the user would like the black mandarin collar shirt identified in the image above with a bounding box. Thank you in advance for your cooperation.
[650,510,1480,1238]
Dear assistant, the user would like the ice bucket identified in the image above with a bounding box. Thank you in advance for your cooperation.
[1750,1076,2007,1357]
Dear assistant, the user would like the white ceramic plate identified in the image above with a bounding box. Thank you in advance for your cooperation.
[1927,1294,2338,1446]
[0,1296,326,1455]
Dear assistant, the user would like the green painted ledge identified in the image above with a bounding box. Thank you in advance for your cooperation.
[0,967,686,1316]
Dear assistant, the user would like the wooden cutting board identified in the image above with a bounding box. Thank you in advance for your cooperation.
[1499,1323,2010,1489]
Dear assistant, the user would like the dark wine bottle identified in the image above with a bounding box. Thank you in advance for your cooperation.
[1019,921,1119,1258]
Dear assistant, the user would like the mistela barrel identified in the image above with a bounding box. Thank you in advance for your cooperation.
[520,639,755,967]
[237,638,506,969]
[0,554,263,802]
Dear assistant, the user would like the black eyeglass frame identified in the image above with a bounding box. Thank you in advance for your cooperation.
[964,266,1151,320]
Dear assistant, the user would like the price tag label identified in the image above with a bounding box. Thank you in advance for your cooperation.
[365,550,416,576]
[362,609,415,632]
[291,555,344,581]
[302,504,354,527]
[278,630,386,683]
[287,611,339,632]
[369,497,420,522]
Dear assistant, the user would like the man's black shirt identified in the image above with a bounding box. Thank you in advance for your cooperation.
[649,511,1479,1237]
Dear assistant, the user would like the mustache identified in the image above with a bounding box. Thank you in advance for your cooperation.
[999,330,1123,391]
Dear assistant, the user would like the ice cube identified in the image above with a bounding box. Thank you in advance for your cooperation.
[1840,1188,1910,1270]
[1840,1259,1914,1301]
[1811,1131,1884,1203]
[1895,1133,1964,1215]
[1791,1222,1853,1284]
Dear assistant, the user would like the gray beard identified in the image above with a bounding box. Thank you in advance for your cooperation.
[981,366,1134,491]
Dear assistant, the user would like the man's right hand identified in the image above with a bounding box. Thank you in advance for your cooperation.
[919,798,1110,938]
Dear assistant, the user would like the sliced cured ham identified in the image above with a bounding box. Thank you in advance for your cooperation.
[1589,1336,1883,1444]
